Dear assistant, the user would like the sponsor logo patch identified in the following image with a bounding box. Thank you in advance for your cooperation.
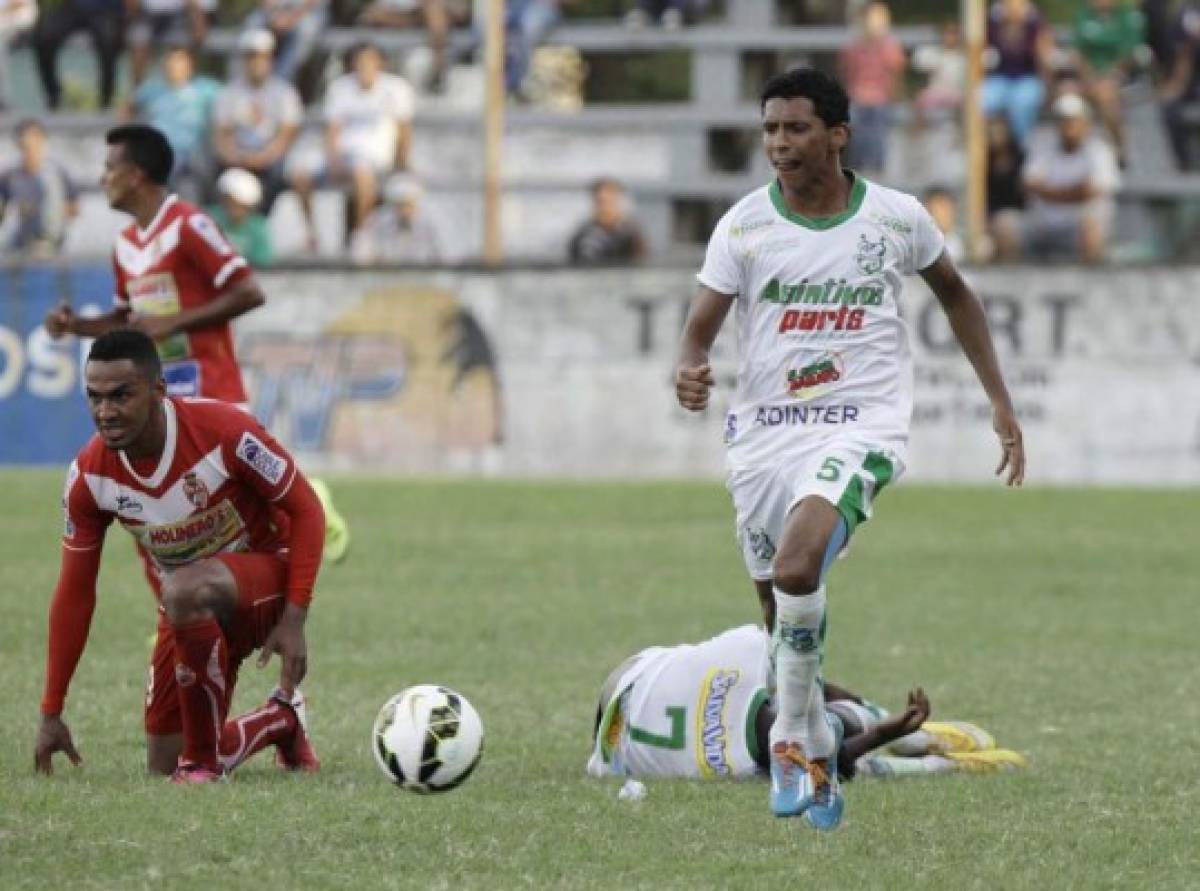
[696,668,740,778]
[134,499,247,567]
[236,432,286,485]
[787,353,844,400]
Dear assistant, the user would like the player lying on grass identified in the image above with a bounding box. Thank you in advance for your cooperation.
[587,625,1026,782]
[33,329,325,783]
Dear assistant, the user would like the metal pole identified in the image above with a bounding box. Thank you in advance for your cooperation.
[963,0,987,263]
[482,0,505,265]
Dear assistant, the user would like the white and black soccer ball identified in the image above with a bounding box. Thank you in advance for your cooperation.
[372,685,483,793]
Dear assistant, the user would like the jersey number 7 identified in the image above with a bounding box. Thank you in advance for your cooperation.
[628,706,686,750]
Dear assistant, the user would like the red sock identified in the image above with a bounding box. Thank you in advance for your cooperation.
[172,619,230,771]
[218,699,298,773]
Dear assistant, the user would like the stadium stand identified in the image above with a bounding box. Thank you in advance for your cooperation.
[2,2,1200,261]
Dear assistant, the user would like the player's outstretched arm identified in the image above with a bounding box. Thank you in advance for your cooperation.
[675,285,734,412]
[34,546,103,774]
[919,253,1026,486]
[840,688,931,767]
[44,303,130,340]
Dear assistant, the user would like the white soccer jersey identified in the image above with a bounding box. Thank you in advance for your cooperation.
[698,175,944,470]
[588,625,769,780]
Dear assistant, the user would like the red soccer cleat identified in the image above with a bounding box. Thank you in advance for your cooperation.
[274,689,321,773]
[169,761,225,784]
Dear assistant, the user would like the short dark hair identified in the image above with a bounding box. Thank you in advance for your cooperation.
[106,125,174,185]
[590,177,623,197]
[15,118,45,140]
[88,329,163,381]
[760,67,850,128]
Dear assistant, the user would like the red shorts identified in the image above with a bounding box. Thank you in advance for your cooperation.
[144,552,289,736]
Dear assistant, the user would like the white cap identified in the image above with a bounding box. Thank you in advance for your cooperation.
[216,168,263,207]
[1052,93,1091,120]
[237,28,275,55]
[384,174,424,203]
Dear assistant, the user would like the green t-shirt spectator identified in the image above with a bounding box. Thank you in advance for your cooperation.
[209,205,274,269]
[1073,2,1145,74]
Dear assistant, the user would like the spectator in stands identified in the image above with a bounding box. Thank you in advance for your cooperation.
[623,0,692,30]
[32,0,123,110]
[129,42,222,203]
[922,186,965,263]
[986,113,1026,260]
[1160,1,1200,170]
[356,0,470,94]
[0,119,79,257]
[1022,92,1119,263]
[838,1,906,177]
[913,19,966,123]
[349,173,442,264]
[1073,0,1145,166]
[126,0,213,89]
[983,0,1055,146]
[241,0,328,84]
[290,40,416,249]
[210,167,273,268]
[0,0,36,112]
[506,0,571,98]
[213,28,303,214]
[567,177,646,265]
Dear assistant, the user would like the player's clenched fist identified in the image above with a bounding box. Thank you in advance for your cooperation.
[675,364,715,411]
[44,301,76,339]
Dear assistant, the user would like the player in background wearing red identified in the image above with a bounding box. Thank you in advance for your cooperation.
[43,124,350,563]
[34,329,325,783]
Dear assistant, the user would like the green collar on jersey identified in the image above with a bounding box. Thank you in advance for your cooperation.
[768,171,867,231]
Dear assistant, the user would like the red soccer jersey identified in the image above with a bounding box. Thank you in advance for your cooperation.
[112,196,252,403]
[63,398,308,593]
[43,398,324,716]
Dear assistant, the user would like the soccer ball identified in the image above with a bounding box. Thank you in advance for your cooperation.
[372,685,484,793]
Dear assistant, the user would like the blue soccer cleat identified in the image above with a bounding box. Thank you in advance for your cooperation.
[769,740,809,817]
[803,713,845,831]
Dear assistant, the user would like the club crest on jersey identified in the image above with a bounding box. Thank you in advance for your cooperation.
[116,494,144,514]
[855,233,887,275]
[786,353,844,400]
[175,664,197,687]
[182,472,209,510]
[236,432,286,485]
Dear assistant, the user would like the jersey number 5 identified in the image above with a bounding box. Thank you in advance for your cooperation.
[628,706,686,750]
[817,457,845,482]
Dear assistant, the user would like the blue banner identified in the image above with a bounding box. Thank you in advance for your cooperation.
[0,264,114,464]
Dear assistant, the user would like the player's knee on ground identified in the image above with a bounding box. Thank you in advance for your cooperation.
[160,563,232,626]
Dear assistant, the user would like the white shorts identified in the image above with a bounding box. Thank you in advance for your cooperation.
[726,438,905,581]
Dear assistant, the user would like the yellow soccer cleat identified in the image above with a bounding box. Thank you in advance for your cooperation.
[310,478,351,565]
[921,720,995,754]
[946,748,1028,773]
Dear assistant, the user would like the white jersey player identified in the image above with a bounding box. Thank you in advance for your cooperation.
[587,625,1028,783]
[675,68,1026,830]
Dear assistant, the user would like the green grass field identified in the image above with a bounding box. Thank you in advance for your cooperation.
[1,472,1197,889]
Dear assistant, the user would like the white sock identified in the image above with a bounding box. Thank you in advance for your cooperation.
[762,626,777,705]
[887,729,938,757]
[770,585,834,759]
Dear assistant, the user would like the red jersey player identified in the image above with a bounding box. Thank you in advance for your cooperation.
[44,123,351,562]
[34,329,326,783]
[45,124,262,403]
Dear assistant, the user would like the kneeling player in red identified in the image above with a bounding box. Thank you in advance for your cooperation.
[33,329,326,783]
